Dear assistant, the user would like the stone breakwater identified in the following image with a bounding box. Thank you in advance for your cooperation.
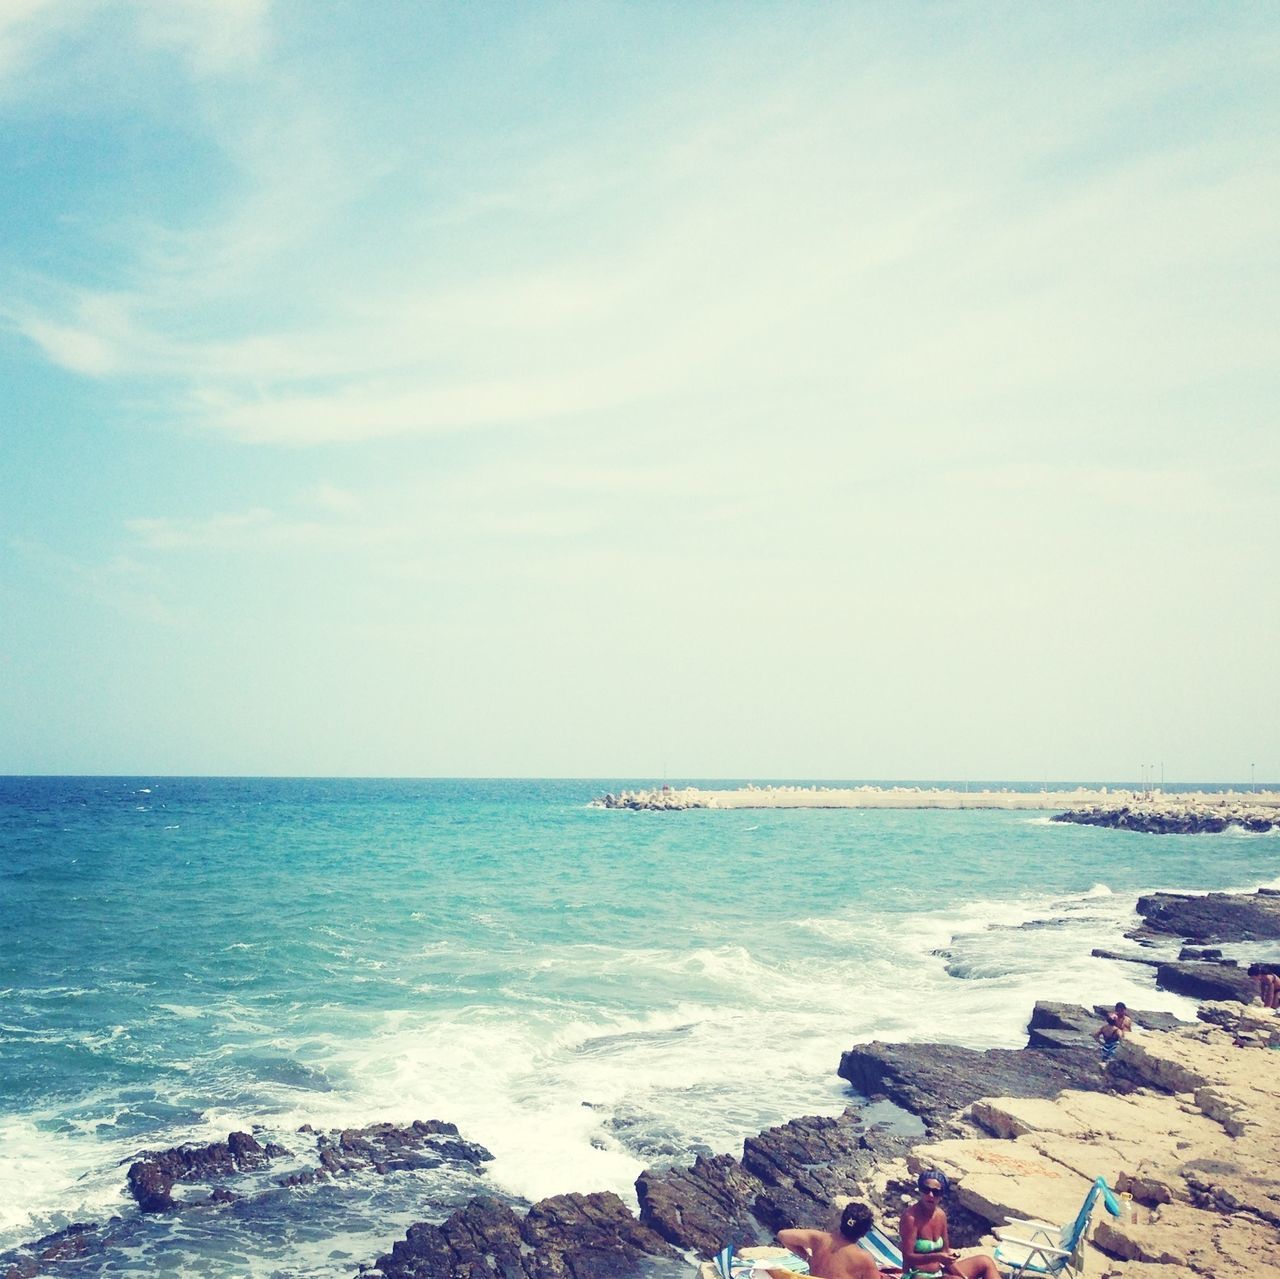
[592,784,1280,818]
[1053,797,1280,834]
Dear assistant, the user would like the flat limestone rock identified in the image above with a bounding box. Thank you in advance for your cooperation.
[906,1138,1091,1228]
[906,1008,1280,1279]
[1094,1199,1280,1277]
[968,1086,1222,1159]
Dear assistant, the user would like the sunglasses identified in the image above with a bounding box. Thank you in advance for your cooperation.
[921,1185,944,1196]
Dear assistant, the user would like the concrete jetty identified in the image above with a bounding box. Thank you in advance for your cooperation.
[591,785,1280,831]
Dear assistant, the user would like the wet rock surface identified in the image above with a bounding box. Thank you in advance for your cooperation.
[1130,889,1280,943]
[1,1224,106,1279]
[313,1120,490,1179]
[126,1130,280,1211]
[125,1121,493,1211]
[1151,961,1257,1003]
[837,1040,1105,1134]
[364,1191,681,1279]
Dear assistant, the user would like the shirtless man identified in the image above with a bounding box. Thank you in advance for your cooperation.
[901,1170,1000,1279]
[775,1200,878,1279]
[1112,1002,1133,1034]
[1248,964,1280,1009]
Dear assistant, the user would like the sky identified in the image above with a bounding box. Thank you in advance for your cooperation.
[0,2,1277,781]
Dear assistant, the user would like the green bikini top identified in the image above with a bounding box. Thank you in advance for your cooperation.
[916,1239,945,1253]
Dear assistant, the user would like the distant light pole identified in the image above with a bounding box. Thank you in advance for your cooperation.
[1252,763,1256,793]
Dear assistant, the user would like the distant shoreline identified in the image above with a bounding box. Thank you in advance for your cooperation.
[591,783,1280,814]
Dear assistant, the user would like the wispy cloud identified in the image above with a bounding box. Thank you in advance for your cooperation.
[8,538,192,627]
[4,6,1273,454]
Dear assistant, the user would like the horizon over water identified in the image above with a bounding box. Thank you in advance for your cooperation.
[3,776,1278,1277]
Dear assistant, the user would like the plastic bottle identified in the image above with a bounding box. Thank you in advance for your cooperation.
[1119,1191,1135,1223]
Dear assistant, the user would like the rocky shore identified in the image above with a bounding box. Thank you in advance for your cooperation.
[360,888,1280,1278]
[592,785,1280,823]
[6,891,1279,1279]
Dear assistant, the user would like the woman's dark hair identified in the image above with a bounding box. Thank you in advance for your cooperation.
[916,1169,950,1195]
[839,1201,873,1242]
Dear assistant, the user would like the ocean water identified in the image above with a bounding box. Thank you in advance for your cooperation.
[2,776,1278,1277]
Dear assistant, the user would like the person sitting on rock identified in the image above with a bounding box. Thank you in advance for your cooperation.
[774,1200,878,1279]
[900,1170,1000,1279]
[1094,1012,1123,1063]
[1247,964,1280,1009]
[1112,1002,1133,1034]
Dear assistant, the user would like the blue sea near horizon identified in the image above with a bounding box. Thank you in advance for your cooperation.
[2,776,1278,1278]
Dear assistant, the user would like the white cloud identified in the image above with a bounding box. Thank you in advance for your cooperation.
[124,506,403,552]
[133,0,269,77]
[20,318,117,375]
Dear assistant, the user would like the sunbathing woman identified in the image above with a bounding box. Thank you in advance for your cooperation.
[775,1201,878,1279]
[901,1170,1000,1279]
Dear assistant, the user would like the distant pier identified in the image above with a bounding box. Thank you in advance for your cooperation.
[590,784,1280,832]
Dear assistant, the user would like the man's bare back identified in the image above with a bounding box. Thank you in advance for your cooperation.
[774,1227,877,1279]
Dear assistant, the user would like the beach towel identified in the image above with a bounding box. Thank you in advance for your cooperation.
[709,1244,810,1277]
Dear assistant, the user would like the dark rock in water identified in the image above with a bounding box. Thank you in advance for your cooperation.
[1090,948,1161,966]
[1153,961,1256,1003]
[370,1191,680,1278]
[316,1120,491,1177]
[126,1130,272,1211]
[1179,946,1224,961]
[125,1120,493,1215]
[126,1160,176,1213]
[1052,805,1276,835]
[1132,891,1280,943]
[0,1222,104,1279]
[838,1041,1103,1134]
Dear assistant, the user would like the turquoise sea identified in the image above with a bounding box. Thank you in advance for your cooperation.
[3,777,1278,1276]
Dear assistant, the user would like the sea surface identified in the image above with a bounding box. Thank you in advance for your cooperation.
[2,777,1278,1277]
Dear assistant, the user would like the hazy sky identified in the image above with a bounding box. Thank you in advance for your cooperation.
[1,3,1276,781]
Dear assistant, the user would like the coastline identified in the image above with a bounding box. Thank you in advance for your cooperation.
[359,886,1280,1277]
[8,888,1279,1279]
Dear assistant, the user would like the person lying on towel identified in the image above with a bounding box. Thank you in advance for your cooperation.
[774,1200,878,1279]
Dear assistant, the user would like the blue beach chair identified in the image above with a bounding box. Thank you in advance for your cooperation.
[993,1177,1122,1279]
[860,1225,905,1272]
